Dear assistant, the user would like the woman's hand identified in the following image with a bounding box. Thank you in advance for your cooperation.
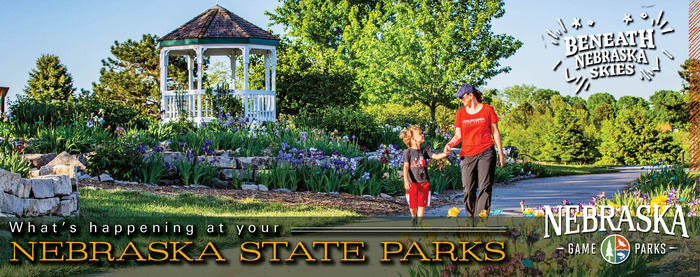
[498,153,505,168]
[443,144,451,154]
[404,182,410,191]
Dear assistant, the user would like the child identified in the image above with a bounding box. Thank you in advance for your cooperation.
[399,125,450,224]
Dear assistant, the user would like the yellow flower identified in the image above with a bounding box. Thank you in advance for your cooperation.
[479,210,488,217]
[649,195,667,214]
[447,207,462,218]
[520,200,525,212]
[535,210,545,217]
[523,208,533,215]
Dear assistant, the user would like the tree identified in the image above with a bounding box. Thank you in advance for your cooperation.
[276,41,360,115]
[542,105,593,163]
[678,59,699,94]
[598,108,681,165]
[24,54,75,102]
[267,1,375,113]
[500,84,538,107]
[92,34,189,112]
[356,0,522,121]
[531,88,559,106]
[649,90,688,128]
[586,92,616,114]
[617,95,649,111]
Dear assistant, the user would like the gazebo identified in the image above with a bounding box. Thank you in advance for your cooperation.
[158,5,280,123]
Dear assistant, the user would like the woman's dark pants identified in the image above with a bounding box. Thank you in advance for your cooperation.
[460,148,496,217]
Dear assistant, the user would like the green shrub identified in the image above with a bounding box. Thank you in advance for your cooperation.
[206,85,244,117]
[140,154,166,185]
[298,106,379,147]
[362,103,456,130]
[8,96,65,126]
[174,155,220,187]
[33,124,94,154]
[0,149,31,177]
[87,143,144,181]
[8,96,150,130]
[277,63,359,115]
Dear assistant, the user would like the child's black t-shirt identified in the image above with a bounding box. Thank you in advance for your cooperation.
[401,146,432,183]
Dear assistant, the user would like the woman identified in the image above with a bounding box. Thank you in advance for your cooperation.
[443,84,504,218]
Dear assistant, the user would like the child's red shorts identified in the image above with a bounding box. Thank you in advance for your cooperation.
[406,182,431,209]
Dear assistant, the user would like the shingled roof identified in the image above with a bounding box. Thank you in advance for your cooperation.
[159,5,279,47]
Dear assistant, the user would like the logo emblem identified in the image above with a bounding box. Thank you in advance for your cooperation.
[600,234,630,264]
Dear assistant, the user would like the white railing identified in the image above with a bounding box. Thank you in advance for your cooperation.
[162,89,276,124]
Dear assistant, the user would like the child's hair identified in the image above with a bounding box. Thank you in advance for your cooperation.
[399,125,422,147]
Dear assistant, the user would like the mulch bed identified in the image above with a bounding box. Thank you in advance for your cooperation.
[79,179,462,216]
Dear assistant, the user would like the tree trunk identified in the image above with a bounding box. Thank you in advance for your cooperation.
[430,105,436,123]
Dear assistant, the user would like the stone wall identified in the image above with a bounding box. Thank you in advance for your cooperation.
[0,167,79,218]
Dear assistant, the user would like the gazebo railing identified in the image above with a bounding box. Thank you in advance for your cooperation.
[162,89,276,123]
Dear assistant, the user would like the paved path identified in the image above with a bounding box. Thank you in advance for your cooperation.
[424,166,646,217]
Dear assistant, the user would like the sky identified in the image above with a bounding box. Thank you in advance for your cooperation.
[0,0,690,110]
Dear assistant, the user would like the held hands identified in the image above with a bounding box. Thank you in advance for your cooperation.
[443,144,451,155]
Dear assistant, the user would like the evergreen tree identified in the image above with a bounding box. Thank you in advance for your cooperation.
[649,90,688,129]
[598,108,681,165]
[24,54,75,102]
[542,106,592,163]
[92,34,189,112]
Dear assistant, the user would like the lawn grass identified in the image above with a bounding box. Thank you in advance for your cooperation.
[536,164,618,178]
[0,188,360,277]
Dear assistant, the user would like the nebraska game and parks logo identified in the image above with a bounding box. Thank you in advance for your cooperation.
[600,234,630,264]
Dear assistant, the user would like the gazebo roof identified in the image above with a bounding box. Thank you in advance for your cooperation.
[159,5,280,47]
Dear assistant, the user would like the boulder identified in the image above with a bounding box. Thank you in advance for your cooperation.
[23,153,58,168]
[157,179,175,186]
[98,173,114,182]
[23,198,60,217]
[241,184,259,190]
[27,169,40,178]
[1,193,24,216]
[350,157,365,165]
[45,152,86,172]
[237,157,273,170]
[29,178,55,198]
[161,152,187,165]
[220,169,253,180]
[0,169,21,195]
[199,156,235,169]
[273,188,292,193]
[0,171,33,198]
[163,165,178,179]
[54,200,74,216]
[24,154,49,168]
[29,175,73,195]
[257,185,269,191]
[17,179,31,198]
[55,191,79,216]
[76,152,92,167]
[213,180,230,189]
[40,165,78,185]
[380,193,393,199]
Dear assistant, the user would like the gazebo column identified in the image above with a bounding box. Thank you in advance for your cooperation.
[271,49,277,121]
[196,47,204,121]
[243,47,250,119]
[230,53,237,90]
[264,51,270,91]
[271,49,276,91]
[187,55,194,90]
[160,49,169,119]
